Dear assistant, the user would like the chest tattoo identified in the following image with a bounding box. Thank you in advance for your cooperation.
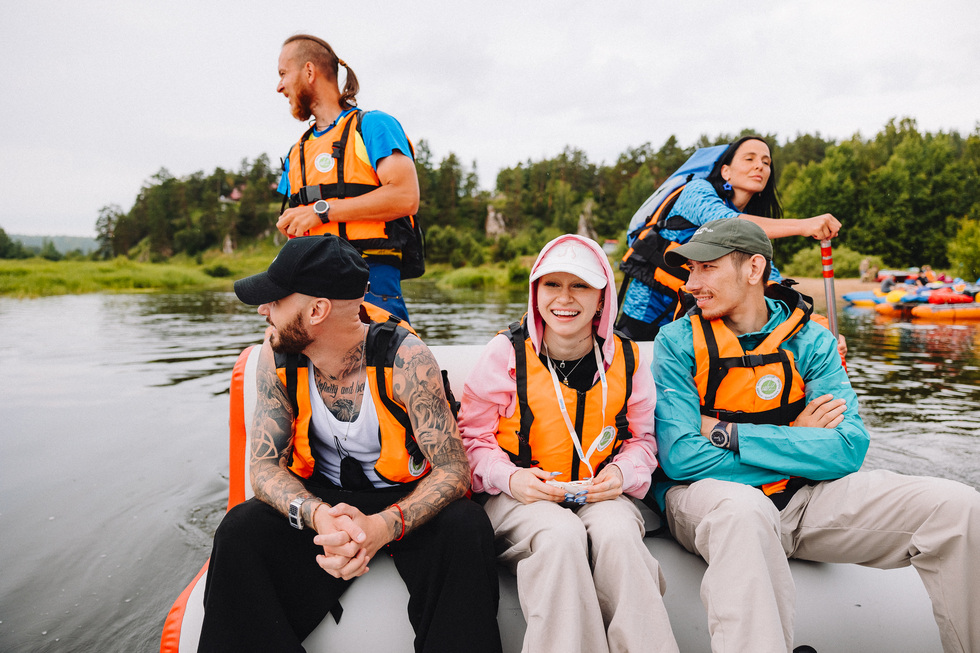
[314,367,366,421]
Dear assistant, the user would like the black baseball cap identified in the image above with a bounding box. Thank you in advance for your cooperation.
[234,235,369,305]
[664,218,773,267]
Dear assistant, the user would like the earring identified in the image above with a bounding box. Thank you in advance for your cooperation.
[722,181,733,192]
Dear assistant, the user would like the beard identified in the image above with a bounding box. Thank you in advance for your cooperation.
[291,81,315,121]
[269,312,314,354]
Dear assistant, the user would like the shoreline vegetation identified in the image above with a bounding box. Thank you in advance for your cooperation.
[0,240,879,309]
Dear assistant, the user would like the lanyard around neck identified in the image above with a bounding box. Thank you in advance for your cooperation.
[544,337,606,479]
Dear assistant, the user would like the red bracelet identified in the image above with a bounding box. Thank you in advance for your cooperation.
[393,503,406,541]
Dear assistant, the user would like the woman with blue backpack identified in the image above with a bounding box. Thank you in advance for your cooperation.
[616,135,841,341]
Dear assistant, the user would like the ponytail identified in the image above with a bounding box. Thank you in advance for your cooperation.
[336,58,360,109]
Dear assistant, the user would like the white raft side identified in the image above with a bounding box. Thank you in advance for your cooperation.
[164,342,941,653]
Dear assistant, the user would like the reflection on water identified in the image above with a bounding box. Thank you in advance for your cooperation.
[840,308,980,489]
[0,290,977,652]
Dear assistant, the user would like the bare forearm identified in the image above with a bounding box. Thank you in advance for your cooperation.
[740,215,803,239]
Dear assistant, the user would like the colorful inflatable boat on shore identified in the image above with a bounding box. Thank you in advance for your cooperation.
[160,343,943,653]
[846,282,980,321]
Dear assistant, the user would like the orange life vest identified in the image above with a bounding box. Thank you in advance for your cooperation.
[496,320,636,482]
[285,109,421,273]
[276,310,430,485]
[690,284,812,502]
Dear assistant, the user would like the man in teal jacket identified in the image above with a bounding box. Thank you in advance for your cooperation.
[652,218,980,653]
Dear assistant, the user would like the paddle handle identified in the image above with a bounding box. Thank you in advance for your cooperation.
[820,240,839,338]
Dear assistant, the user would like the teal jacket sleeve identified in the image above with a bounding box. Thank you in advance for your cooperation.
[653,314,870,489]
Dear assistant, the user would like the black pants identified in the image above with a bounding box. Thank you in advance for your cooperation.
[198,485,502,653]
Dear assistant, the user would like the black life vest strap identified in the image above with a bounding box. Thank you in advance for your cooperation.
[705,397,807,427]
[297,124,316,188]
[717,351,787,370]
[282,353,301,469]
[369,317,423,462]
[506,319,534,468]
[289,182,379,208]
[284,353,300,419]
[613,333,634,443]
[699,320,725,410]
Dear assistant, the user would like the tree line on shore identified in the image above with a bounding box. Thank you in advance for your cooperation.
[6,117,978,279]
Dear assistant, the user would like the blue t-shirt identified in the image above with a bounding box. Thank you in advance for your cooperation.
[277,108,413,196]
[622,179,782,323]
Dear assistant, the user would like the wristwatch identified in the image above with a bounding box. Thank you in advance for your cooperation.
[709,421,738,451]
[288,497,308,530]
[313,199,330,224]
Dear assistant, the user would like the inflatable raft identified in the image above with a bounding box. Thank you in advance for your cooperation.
[160,343,942,652]
[911,302,980,321]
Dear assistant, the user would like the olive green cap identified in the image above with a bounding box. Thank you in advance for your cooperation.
[664,218,773,267]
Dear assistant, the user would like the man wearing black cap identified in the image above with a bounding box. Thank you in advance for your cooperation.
[198,235,502,652]
[649,218,980,652]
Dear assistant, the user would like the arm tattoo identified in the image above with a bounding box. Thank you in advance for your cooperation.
[249,343,316,516]
[388,336,471,536]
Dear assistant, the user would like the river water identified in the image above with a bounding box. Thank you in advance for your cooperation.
[0,286,978,652]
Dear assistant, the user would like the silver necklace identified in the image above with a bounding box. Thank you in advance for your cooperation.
[544,341,589,386]
[340,325,368,441]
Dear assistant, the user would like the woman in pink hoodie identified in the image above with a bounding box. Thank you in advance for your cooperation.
[459,235,678,653]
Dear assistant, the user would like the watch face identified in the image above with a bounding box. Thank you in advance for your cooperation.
[313,200,328,213]
[710,429,728,447]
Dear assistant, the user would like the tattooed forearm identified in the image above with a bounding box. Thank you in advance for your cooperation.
[388,337,472,535]
[248,342,316,516]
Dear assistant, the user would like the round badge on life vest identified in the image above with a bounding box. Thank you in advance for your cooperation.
[314,153,335,173]
[756,374,783,401]
[408,455,428,478]
[596,426,616,451]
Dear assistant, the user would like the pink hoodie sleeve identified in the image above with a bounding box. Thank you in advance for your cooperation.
[458,334,522,496]
[609,347,660,498]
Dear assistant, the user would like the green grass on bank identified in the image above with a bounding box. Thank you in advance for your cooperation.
[0,239,284,298]
[3,239,894,299]
[0,236,542,298]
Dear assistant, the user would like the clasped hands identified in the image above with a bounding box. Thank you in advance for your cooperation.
[311,503,392,580]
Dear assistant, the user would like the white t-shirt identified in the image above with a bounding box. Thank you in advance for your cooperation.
[307,364,396,488]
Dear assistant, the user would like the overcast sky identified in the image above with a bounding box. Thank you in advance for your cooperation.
[2,0,978,237]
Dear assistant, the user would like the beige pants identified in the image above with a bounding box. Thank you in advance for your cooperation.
[665,470,980,653]
[483,493,679,653]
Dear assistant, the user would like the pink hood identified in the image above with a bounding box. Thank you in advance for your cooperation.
[527,235,618,369]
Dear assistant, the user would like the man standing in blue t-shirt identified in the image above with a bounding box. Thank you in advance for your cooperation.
[275,34,419,321]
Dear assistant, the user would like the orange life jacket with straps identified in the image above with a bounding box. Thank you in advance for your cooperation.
[284,109,425,278]
[496,318,636,482]
[690,283,813,505]
[276,308,434,485]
